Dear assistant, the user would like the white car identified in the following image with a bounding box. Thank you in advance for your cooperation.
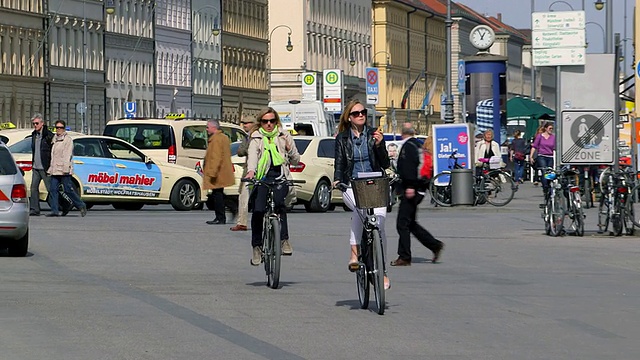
[0,141,29,256]
[9,135,206,211]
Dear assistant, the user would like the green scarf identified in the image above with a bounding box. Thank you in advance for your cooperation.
[256,127,285,180]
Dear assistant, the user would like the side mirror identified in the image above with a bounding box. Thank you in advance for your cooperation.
[144,156,153,164]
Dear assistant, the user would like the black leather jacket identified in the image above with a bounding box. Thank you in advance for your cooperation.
[334,127,389,185]
[31,127,54,170]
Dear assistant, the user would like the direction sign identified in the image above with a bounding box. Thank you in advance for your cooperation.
[365,67,379,105]
[532,29,585,49]
[301,72,317,101]
[532,11,585,31]
[533,47,585,66]
[560,110,614,164]
[322,69,343,112]
[457,60,465,93]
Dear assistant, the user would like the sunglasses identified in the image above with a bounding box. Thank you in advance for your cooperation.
[55,126,65,129]
[349,109,367,117]
[32,122,41,126]
[260,119,276,124]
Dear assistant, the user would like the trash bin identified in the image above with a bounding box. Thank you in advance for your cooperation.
[450,169,474,206]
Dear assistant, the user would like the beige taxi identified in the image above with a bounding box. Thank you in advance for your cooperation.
[9,134,206,211]
[289,136,342,212]
[103,116,247,198]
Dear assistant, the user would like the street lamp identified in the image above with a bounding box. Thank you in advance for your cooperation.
[594,0,604,10]
[586,22,606,52]
[371,50,391,70]
[594,0,612,54]
[443,0,454,123]
[268,25,294,100]
[106,0,115,15]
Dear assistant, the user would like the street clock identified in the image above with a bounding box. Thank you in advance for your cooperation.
[469,24,495,51]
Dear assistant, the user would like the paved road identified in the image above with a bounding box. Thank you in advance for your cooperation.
[1,184,640,359]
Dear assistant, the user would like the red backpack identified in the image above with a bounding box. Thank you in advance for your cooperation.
[420,151,433,180]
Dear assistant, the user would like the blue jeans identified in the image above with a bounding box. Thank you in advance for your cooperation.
[513,159,525,182]
[49,175,85,214]
[535,156,554,193]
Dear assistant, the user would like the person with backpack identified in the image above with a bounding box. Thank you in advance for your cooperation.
[390,123,444,266]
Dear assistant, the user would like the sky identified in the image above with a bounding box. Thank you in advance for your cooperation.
[456,0,636,76]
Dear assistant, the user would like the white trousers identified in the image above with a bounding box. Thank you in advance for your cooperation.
[342,188,387,257]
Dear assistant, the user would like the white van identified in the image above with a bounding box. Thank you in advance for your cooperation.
[268,100,336,137]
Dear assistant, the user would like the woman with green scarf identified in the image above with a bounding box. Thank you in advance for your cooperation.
[245,107,301,266]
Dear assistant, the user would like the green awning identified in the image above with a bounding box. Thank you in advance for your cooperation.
[507,97,555,139]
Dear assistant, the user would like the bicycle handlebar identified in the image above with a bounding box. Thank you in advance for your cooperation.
[241,178,306,186]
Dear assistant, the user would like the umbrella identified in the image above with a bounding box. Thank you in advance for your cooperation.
[506,97,555,139]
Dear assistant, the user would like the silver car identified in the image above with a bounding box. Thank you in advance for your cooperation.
[0,142,29,256]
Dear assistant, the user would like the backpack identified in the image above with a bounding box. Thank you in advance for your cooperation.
[404,139,432,181]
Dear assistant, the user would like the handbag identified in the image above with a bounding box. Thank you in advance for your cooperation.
[514,151,525,161]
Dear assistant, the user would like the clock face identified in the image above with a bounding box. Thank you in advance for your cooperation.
[470,25,495,50]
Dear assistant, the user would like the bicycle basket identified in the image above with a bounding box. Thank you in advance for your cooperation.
[351,177,390,209]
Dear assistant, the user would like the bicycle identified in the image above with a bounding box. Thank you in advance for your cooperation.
[430,152,517,207]
[336,176,389,315]
[241,177,305,289]
[598,167,634,236]
[541,167,584,237]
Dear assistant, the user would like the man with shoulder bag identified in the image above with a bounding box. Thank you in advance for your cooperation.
[390,123,444,266]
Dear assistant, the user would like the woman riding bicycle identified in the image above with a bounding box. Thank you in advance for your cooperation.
[333,99,391,290]
[245,107,300,266]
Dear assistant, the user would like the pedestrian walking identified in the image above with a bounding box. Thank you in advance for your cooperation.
[230,116,256,232]
[29,113,54,216]
[204,119,236,225]
[46,120,86,217]
[390,123,444,266]
[510,130,526,184]
[530,121,555,198]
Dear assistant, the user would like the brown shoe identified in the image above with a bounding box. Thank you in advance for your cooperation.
[390,257,411,266]
[230,224,248,231]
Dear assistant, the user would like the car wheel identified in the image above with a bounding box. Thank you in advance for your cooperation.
[171,179,198,211]
[8,230,28,257]
[308,179,331,212]
[112,203,144,211]
[328,204,336,211]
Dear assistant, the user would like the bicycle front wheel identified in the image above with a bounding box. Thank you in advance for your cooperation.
[483,171,516,206]
[430,173,452,207]
[266,218,281,289]
[356,244,370,309]
[371,228,385,315]
[549,194,564,237]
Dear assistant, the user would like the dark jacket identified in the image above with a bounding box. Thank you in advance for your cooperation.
[397,137,428,192]
[31,127,54,170]
[334,127,389,184]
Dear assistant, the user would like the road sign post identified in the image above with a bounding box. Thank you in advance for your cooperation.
[560,110,615,165]
[301,72,317,101]
[322,69,343,114]
[365,67,379,105]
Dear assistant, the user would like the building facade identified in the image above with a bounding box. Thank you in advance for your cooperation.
[0,0,46,128]
[269,0,370,107]
[104,0,155,121]
[191,0,222,119]
[220,0,268,123]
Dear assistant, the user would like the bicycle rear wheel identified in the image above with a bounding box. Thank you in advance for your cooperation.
[549,194,564,237]
[598,200,610,234]
[583,177,593,209]
[483,171,516,206]
[371,228,385,315]
[266,218,281,289]
[430,173,452,207]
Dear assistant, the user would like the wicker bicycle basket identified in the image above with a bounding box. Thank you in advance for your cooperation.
[350,177,390,209]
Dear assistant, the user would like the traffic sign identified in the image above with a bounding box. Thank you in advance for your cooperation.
[532,29,585,49]
[365,67,379,105]
[457,60,465,93]
[124,101,137,118]
[532,47,585,66]
[76,102,86,114]
[322,69,343,113]
[532,11,585,31]
[636,61,640,78]
[560,110,614,164]
[301,72,317,101]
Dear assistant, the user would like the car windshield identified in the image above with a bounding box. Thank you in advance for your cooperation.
[0,147,17,175]
[8,138,32,154]
[293,139,311,155]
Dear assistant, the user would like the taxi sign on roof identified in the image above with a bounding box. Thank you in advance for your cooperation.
[164,113,186,120]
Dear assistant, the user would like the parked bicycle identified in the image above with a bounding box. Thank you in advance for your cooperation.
[430,151,517,207]
[540,167,584,237]
[597,167,634,236]
[336,176,388,315]
[241,177,305,289]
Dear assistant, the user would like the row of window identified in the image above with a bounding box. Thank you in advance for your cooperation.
[155,0,191,30]
[0,98,43,128]
[156,51,192,86]
[49,24,104,71]
[106,60,154,86]
[105,0,155,38]
[0,0,42,13]
[223,0,266,39]
[0,28,44,77]
[308,0,369,35]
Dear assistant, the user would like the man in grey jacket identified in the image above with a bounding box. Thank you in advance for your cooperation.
[230,116,256,231]
[29,113,54,216]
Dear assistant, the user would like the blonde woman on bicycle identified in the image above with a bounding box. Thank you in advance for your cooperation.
[333,100,391,290]
[246,107,300,266]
